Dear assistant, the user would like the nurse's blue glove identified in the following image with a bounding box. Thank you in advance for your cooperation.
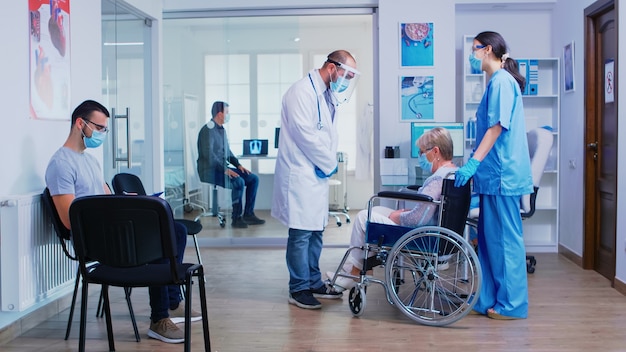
[314,166,327,178]
[455,158,480,187]
[328,165,338,177]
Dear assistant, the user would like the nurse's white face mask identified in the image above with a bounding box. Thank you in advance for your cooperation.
[329,61,361,105]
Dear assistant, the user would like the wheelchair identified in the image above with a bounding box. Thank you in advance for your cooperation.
[327,175,481,326]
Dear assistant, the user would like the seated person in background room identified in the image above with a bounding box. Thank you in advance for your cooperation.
[327,127,458,291]
[45,100,200,345]
[197,101,265,228]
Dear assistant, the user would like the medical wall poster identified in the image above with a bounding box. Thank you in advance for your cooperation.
[605,59,614,104]
[400,76,434,121]
[563,41,575,93]
[400,23,434,67]
[29,0,71,120]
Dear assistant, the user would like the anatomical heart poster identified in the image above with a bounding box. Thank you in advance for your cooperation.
[29,0,71,120]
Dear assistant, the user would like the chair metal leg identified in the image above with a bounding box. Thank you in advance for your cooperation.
[123,287,140,342]
[102,285,116,352]
[65,267,81,340]
[184,278,193,352]
[96,288,104,318]
[197,267,211,351]
[78,281,89,352]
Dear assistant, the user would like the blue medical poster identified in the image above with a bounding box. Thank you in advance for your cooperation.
[400,76,434,121]
[400,23,434,67]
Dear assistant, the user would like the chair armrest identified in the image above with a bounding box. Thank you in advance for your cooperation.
[377,191,433,202]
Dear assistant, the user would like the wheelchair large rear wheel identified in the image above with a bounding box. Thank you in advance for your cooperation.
[385,226,481,326]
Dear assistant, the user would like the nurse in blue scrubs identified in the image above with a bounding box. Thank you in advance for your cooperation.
[455,31,534,320]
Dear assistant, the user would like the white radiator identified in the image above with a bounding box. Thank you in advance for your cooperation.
[0,192,75,312]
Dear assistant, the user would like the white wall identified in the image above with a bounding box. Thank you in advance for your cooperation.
[0,1,103,197]
[377,0,457,189]
[551,0,595,257]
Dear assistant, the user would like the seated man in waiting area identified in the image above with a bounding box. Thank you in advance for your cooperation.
[45,100,201,344]
[197,101,265,228]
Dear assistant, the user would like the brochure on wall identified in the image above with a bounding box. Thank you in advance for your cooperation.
[29,0,71,120]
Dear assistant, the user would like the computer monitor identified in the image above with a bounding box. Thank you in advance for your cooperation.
[410,122,465,158]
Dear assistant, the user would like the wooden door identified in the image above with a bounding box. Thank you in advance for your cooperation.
[584,0,618,282]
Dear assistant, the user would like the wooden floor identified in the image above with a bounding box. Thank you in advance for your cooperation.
[2,246,626,351]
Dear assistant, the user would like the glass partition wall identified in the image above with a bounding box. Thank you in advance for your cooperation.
[163,13,374,244]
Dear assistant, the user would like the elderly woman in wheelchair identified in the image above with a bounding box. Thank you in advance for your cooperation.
[326,127,481,326]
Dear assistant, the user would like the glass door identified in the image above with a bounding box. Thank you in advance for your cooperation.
[101,0,154,192]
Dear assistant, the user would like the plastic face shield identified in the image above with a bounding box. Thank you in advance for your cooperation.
[330,62,361,105]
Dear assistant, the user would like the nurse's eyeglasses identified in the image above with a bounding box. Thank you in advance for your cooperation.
[472,44,486,52]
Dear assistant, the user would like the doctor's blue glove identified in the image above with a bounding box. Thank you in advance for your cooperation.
[315,166,328,178]
[455,158,480,187]
[328,165,338,177]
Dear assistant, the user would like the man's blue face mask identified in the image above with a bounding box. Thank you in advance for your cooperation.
[331,76,350,93]
[82,124,107,148]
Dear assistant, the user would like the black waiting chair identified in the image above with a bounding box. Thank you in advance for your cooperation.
[111,173,205,265]
[41,188,140,341]
[69,195,211,352]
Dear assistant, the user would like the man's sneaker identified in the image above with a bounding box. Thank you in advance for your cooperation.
[168,303,202,324]
[148,318,184,344]
[437,261,450,271]
[288,290,322,309]
[326,271,356,292]
[232,217,248,228]
[310,282,343,299]
[243,214,266,225]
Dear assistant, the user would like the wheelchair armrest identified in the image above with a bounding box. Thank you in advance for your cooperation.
[377,191,433,202]
[406,184,421,191]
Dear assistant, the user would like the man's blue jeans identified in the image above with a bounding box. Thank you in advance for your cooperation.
[228,168,259,219]
[286,228,324,293]
[149,221,187,323]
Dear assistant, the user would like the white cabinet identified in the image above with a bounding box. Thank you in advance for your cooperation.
[462,35,560,252]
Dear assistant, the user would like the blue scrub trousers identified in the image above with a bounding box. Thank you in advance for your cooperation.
[474,194,528,318]
[286,228,324,293]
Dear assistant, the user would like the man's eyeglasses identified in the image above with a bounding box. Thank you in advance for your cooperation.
[472,44,486,52]
[83,119,109,133]
[418,147,434,157]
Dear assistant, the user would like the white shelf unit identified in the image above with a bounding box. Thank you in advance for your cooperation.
[462,35,560,252]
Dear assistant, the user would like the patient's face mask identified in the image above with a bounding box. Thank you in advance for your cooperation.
[418,148,434,173]
[224,113,230,123]
[82,124,107,148]
[329,61,361,105]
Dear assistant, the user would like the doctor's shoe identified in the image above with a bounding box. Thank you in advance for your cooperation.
[288,290,322,309]
[232,217,248,228]
[243,213,266,225]
[311,283,343,299]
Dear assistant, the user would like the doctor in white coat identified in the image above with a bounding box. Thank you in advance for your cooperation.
[272,50,360,310]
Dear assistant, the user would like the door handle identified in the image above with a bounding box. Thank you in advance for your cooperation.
[587,142,598,151]
[111,108,132,169]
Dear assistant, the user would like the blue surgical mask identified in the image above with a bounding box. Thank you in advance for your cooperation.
[330,76,350,93]
[469,52,483,73]
[224,113,230,123]
[83,128,106,148]
[418,153,433,173]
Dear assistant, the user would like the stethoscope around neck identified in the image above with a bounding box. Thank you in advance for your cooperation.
[308,73,324,130]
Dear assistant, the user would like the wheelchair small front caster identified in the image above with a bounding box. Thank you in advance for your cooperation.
[348,285,366,316]
[337,221,342,227]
